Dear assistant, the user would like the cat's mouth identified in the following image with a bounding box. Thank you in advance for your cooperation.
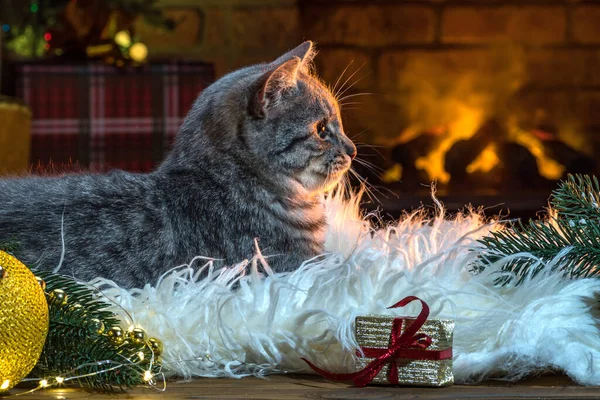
[328,163,350,181]
[296,156,351,192]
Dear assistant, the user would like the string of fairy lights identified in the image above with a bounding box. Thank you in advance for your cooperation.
[14,348,167,396]
[8,328,167,396]
[6,276,167,396]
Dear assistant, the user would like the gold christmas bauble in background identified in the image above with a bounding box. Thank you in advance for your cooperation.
[114,30,132,47]
[129,42,148,63]
[0,251,49,393]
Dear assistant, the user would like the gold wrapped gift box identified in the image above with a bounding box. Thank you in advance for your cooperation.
[355,315,454,387]
[303,297,453,388]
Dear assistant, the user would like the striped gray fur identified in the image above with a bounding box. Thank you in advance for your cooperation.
[0,42,356,288]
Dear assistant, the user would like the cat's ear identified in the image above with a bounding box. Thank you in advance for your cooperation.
[252,56,302,118]
[274,41,315,66]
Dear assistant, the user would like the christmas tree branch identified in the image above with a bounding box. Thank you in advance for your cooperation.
[550,174,600,221]
[477,174,600,285]
[0,240,162,391]
[32,270,163,391]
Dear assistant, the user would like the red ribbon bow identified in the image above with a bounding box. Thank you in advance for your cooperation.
[302,296,452,387]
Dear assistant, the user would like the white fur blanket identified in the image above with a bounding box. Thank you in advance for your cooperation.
[91,191,600,385]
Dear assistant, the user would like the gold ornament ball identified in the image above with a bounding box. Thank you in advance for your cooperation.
[148,338,163,356]
[107,327,125,345]
[90,318,105,335]
[128,328,147,345]
[48,288,68,306]
[129,42,148,63]
[35,276,46,291]
[0,251,49,393]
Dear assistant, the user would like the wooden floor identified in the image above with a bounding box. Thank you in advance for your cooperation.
[8,374,600,399]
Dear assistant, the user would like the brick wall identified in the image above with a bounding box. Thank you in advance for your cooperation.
[300,0,600,180]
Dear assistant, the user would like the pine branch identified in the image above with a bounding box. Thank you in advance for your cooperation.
[478,218,600,284]
[550,174,600,221]
[31,270,162,391]
[0,240,161,391]
[477,174,600,285]
[0,239,20,255]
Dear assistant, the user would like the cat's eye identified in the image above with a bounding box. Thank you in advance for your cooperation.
[316,120,329,139]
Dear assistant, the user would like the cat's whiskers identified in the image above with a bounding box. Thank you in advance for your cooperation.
[331,60,355,98]
[348,169,378,203]
[348,128,371,141]
[348,167,398,203]
[338,101,363,108]
[334,63,368,100]
[355,142,385,149]
[353,157,386,175]
[339,92,372,104]
[355,143,386,159]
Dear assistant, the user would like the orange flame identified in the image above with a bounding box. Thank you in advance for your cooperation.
[414,105,486,184]
[507,121,564,180]
[466,143,500,174]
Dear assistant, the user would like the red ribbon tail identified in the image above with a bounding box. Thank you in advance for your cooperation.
[388,360,399,385]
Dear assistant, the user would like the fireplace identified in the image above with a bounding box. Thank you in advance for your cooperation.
[300,0,600,216]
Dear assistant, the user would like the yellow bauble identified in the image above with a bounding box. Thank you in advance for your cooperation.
[114,30,132,48]
[129,42,148,63]
[0,251,49,393]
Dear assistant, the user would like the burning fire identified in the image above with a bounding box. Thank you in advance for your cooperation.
[385,108,572,184]
[507,121,564,180]
[390,122,566,183]
[466,144,500,175]
[378,48,590,186]
[413,104,486,184]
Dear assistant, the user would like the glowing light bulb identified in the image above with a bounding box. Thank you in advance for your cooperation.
[143,370,153,382]
[55,376,65,384]
[1,380,10,390]
[138,351,145,361]
[39,379,49,388]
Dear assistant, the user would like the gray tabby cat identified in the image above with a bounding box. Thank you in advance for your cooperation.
[0,41,356,288]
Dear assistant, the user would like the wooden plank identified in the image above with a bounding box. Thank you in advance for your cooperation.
[9,374,600,399]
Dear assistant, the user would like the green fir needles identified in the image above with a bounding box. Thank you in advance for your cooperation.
[0,241,163,391]
[32,271,163,391]
[478,174,600,285]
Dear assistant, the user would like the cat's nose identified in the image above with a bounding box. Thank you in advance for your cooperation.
[344,139,357,160]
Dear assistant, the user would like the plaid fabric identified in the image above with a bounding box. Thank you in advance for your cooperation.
[15,63,214,172]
